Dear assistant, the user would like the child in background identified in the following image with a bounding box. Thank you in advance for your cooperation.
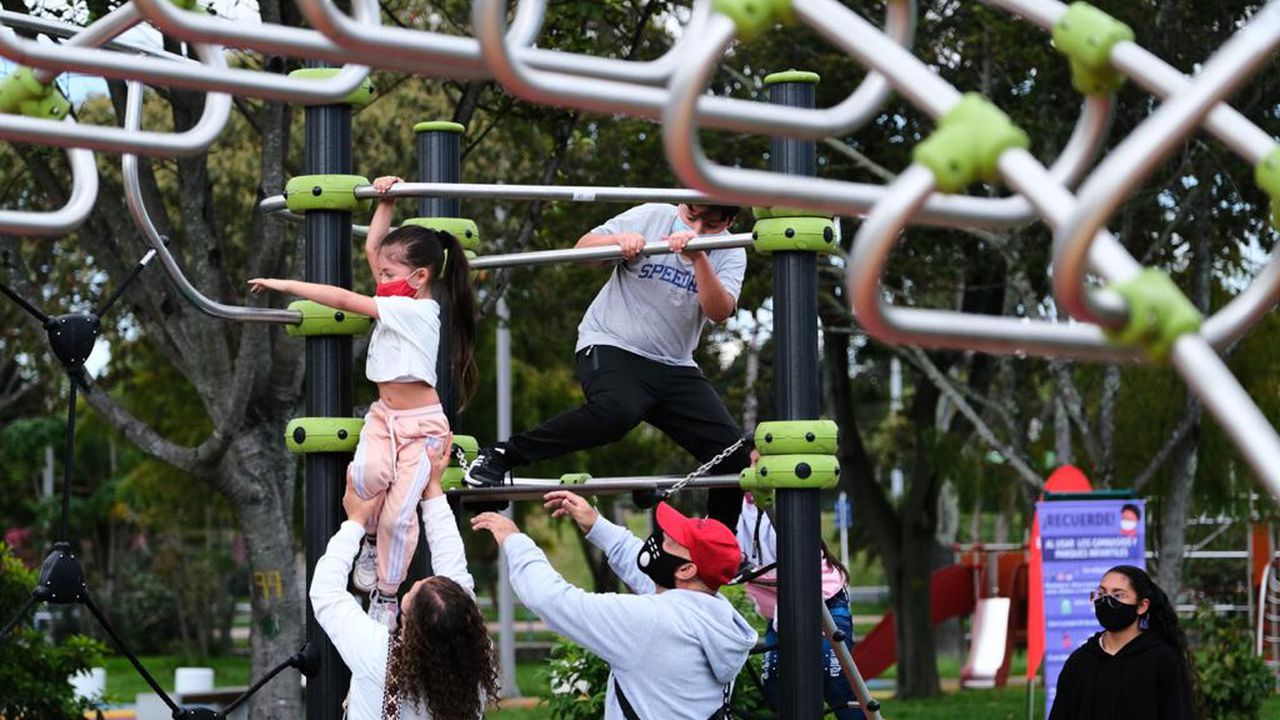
[250,175,477,628]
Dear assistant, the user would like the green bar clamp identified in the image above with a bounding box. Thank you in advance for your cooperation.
[713,0,794,40]
[284,300,372,337]
[913,94,1029,193]
[1255,146,1280,228]
[755,419,839,455]
[738,467,775,507]
[762,70,819,86]
[1103,268,1203,362]
[560,473,592,485]
[442,434,479,490]
[752,216,837,254]
[402,217,481,251]
[284,175,372,213]
[742,454,839,489]
[285,417,364,454]
[414,121,466,134]
[1051,3,1134,96]
[0,68,71,119]
[752,206,830,220]
[286,68,375,107]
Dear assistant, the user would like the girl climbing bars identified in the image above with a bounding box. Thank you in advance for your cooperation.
[250,175,478,629]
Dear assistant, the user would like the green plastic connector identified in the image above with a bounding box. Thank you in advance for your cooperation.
[285,417,364,454]
[713,0,793,40]
[763,70,819,86]
[286,68,375,107]
[752,206,830,220]
[1256,146,1280,228]
[284,175,371,213]
[912,94,1029,193]
[1104,268,1203,362]
[284,300,372,337]
[752,216,837,254]
[755,419,839,455]
[742,454,839,489]
[413,121,466,135]
[560,473,592,485]
[738,467,775,507]
[169,0,199,11]
[442,434,480,491]
[1052,3,1134,95]
[0,68,71,119]
[402,217,481,251]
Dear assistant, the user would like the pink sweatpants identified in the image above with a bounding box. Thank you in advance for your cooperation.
[347,401,450,595]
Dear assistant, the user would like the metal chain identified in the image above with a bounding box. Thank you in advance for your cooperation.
[665,436,746,497]
[452,445,472,474]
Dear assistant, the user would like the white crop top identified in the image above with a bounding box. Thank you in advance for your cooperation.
[366,296,441,385]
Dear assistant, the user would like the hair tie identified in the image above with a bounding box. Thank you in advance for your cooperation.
[440,248,449,275]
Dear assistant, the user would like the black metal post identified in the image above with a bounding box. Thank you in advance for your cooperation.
[415,121,463,428]
[303,96,354,720]
[767,70,824,719]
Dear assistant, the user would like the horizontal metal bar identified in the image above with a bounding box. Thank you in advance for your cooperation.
[447,473,741,503]
[469,233,755,270]
[0,10,186,59]
[259,182,721,213]
[30,3,143,84]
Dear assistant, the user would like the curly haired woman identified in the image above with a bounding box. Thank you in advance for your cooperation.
[310,433,499,719]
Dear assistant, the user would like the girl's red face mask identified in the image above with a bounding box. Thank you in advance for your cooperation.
[375,278,418,298]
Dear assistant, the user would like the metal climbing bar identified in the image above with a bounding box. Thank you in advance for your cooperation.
[469,234,756,270]
[259,181,721,213]
[446,474,742,504]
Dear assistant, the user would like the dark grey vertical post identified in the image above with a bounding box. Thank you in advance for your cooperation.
[302,88,354,719]
[406,121,465,584]
[766,69,823,719]
[414,121,463,427]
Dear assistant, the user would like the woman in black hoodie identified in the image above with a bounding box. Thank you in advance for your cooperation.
[1049,565,1199,720]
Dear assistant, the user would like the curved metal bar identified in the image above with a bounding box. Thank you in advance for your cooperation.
[470,233,755,270]
[1053,2,1280,324]
[129,0,387,69]
[0,139,98,236]
[260,181,719,213]
[472,0,914,139]
[30,3,143,84]
[481,0,716,86]
[845,163,1141,361]
[661,10,1112,229]
[121,81,300,325]
[0,9,371,104]
[0,45,232,156]
[986,0,1280,345]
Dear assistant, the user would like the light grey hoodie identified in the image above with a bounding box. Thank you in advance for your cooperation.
[504,515,757,720]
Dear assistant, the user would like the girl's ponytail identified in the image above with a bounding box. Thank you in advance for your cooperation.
[438,231,477,410]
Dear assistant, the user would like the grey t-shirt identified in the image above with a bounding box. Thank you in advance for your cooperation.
[575,203,747,367]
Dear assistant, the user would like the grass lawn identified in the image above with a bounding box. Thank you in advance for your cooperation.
[101,655,252,703]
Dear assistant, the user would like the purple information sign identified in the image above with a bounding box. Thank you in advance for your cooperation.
[1037,499,1145,718]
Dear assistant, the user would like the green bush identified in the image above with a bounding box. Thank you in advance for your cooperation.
[1192,607,1273,720]
[0,543,107,719]
[538,584,772,720]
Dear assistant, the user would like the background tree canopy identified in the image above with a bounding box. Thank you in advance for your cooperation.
[0,0,1277,712]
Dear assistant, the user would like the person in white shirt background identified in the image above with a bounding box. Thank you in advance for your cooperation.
[310,433,499,720]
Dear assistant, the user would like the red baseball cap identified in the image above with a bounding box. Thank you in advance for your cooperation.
[656,502,741,591]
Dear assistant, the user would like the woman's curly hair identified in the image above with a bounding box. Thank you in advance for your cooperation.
[389,576,499,719]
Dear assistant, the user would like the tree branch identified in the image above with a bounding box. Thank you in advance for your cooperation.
[80,379,228,479]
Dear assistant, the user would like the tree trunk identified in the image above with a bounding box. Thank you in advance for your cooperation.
[1155,403,1200,604]
[216,428,304,717]
[894,508,942,698]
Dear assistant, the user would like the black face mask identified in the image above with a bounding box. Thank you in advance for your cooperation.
[1094,595,1140,632]
[637,528,690,590]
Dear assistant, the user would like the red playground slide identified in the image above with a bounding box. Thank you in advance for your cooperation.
[850,564,977,679]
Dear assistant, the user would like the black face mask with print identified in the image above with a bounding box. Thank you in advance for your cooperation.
[636,526,690,590]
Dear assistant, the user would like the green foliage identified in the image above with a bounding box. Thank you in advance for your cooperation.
[0,543,107,719]
[1192,608,1273,720]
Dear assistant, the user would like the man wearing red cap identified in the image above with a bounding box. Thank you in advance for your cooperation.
[472,492,757,720]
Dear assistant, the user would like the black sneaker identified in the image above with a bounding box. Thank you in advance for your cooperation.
[464,445,514,487]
